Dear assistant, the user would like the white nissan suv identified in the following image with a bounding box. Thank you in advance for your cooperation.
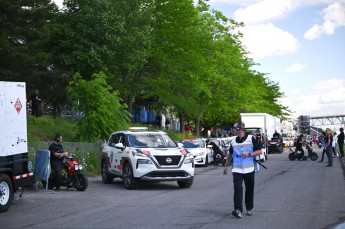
[101,128,195,189]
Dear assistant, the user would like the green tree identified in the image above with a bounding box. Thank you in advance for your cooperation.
[141,0,214,132]
[50,0,153,114]
[0,0,58,93]
[66,72,130,141]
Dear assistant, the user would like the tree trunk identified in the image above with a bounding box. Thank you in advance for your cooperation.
[195,117,200,137]
[126,96,133,115]
[179,111,185,134]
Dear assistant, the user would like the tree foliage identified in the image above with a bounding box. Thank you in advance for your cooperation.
[0,0,58,91]
[66,72,130,141]
[50,0,154,109]
[0,0,291,138]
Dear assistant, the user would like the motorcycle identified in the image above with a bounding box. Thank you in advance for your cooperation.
[212,139,230,167]
[288,144,318,161]
[46,155,88,191]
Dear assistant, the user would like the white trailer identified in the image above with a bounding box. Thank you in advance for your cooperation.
[240,113,281,161]
[0,81,35,212]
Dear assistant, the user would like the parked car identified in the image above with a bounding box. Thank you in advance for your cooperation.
[268,135,284,154]
[180,138,213,166]
[283,137,294,147]
[101,127,195,189]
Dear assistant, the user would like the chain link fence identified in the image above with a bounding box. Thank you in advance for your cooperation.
[28,141,102,176]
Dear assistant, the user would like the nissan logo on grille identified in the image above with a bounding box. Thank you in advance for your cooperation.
[166,158,172,163]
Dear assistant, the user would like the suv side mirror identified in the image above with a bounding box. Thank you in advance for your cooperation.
[115,142,125,150]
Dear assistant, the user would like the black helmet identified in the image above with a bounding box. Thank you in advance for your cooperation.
[54,134,61,142]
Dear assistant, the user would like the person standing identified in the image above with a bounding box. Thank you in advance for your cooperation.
[30,89,41,117]
[338,128,344,157]
[156,115,162,128]
[296,134,305,160]
[48,134,69,190]
[223,121,262,218]
[332,132,338,158]
[318,132,327,163]
[165,117,171,130]
[325,128,333,167]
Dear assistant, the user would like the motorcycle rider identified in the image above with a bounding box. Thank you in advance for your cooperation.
[296,134,305,160]
[48,134,68,190]
[272,131,280,139]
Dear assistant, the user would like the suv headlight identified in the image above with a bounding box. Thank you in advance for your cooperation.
[137,159,153,165]
[133,149,151,157]
[184,158,194,164]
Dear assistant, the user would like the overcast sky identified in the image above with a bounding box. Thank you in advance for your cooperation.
[208,0,345,121]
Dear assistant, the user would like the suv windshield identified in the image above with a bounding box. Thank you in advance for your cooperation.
[245,128,262,135]
[181,140,205,148]
[127,133,177,148]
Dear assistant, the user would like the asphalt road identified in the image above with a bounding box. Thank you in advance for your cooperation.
[1,146,345,229]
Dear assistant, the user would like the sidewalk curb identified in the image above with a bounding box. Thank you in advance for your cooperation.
[340,157,345,179]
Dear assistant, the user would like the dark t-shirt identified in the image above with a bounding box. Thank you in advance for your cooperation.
[325,133,333,148]
[296,136,303,149]
[273,133,280,139]
[48,143,64,162]
[338,132,344,144]
[30,93,40,106]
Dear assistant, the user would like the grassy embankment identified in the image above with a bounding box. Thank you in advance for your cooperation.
[27,116,189,176]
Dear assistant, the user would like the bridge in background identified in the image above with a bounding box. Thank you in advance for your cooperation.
[310,114,345,127]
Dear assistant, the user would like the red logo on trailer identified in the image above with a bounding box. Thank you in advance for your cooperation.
[14,98,22,114]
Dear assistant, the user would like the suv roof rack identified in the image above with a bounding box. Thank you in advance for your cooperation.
[129,127,148,131]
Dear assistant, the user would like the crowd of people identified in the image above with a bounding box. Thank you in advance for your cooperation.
[293,128,344,167]
[318,128,344,167]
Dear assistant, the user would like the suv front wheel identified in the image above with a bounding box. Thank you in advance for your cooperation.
[123,163,137,189]
[101,160,113,184]
[177,177,194,188]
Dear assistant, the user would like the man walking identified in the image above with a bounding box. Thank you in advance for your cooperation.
[223,121,262,218]
[338,128,344,158]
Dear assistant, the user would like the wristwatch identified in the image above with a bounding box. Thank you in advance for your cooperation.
[248,153,252,157]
